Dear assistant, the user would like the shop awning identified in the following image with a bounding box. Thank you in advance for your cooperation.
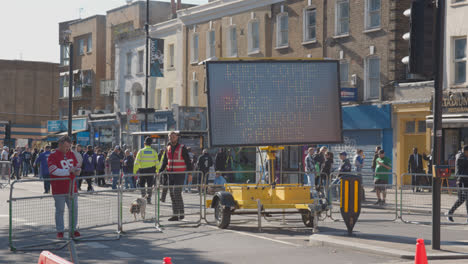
[426,114,468,128]
[56,129,88,136]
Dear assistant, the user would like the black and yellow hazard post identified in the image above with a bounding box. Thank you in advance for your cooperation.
[340,175,362,235]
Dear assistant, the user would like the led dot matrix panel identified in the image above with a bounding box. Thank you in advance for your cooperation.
[206,60,343,147]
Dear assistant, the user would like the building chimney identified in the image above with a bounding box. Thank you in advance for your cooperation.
[171,0,176,17]
[177,0,181,10]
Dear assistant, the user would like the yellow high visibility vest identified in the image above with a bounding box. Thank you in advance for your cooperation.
[133,146,159,174]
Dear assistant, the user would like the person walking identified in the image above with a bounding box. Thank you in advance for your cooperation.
[123,149,135,189]
[370,146,382,192]
[11,152,21,180]
[304,147,316,188]
[133,137,159,204]
[375,149,392,206]
[47,136,81,239]
[32,148,39,177]
[215,148,227,178]
[447,145,468,222]
[1,146,9,180]
[184,147,194,192]
[81,145,96,192]
[34,146,52,194]
[159,132,193,221]
[408,147,424,192]
[22,148,32,177]
[95,149,106,186]
[108,146,124,190]
[197,149,213,186]
[320,151,334,187]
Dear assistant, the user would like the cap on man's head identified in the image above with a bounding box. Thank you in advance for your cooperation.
[339,151,347,156]
[145,137,153,145]
[114,145,121,150]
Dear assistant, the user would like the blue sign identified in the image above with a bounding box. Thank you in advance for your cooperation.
[341,87,357,102]
[47,119,87,132]
[143,122,166,131]
[76,131,90,146]
[150,38,164,77]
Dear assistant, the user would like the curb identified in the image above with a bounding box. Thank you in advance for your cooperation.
[309,234,468,260]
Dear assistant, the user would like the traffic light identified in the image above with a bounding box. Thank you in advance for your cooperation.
[402,0,434,78]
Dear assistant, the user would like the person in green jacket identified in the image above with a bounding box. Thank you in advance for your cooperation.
[375,149,392,206]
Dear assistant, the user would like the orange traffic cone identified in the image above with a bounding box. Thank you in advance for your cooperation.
[414,238,428,264]
[163,257,172,264]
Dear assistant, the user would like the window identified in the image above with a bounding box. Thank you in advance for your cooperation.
[340,61,349,86]
[303,9,316,42]
[167,88,174,107]
[227,26,237,57]
[336,0,350,35]
[156,90,162,109]
[78,39,84,55]
[366,0,381,29]
[191,81,199,106]
[168,44,175,68]
[61,45,69,66]
[138,50,144,73]
[126,52,132,75]
[454,37,467,84]
[248,20,260,53]
[191,33,199,63]
[207,30,216,59]
[87,36,92,52]
[276,13,289,47]
[405,121,416,134]
[365,57,380,100]
[418,121,427,133]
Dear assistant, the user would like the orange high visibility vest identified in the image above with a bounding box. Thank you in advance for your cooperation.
[167,144,187,172]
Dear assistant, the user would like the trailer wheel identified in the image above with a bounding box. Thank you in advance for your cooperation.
[299,209,314,227]
[214,202,231,229]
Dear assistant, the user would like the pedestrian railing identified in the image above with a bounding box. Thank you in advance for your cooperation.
[400,173,468,225]
[8,178,73,251]
[0,161,11,189]
[328,172,398,222]
[156,171,204,228]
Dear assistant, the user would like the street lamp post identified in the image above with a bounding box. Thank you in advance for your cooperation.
[144,0,149,131]
[63,30,74,137]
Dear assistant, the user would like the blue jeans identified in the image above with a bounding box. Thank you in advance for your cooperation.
[40,173,50,193]
[112,169,120,190]
[22,161,31,176]
[184,173,192,192]
[306,173,315,188]
[124,173,135,189]
[54,194,77,232]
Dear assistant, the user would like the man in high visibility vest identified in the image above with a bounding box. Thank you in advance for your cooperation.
[134,137,159,204]
[159,131,192,221]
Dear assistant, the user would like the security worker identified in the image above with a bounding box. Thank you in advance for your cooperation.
[134,137,159,204]
[159,131,192,221]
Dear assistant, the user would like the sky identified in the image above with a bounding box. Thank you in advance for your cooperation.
[0,0,207,63]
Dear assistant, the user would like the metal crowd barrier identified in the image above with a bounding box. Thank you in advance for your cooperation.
[328,172,398,222]
[156,171,204,229]
[8,178,73,251]
[0,160,11,189]
[71,175,121,242]
[400,173,468,225]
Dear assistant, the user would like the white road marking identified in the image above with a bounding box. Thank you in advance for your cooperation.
[85,242,109,249]
[110,251,137,258]
[207,225,299,247]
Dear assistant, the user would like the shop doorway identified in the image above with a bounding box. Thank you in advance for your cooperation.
[401,134,427,185]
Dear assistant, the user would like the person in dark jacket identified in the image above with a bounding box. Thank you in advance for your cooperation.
[197,149,213,185]
[81,145,96,191]
[338,152,352,174]
[95,149,106,186]
[108,146,124,190]
[320,151,334,187]
[159,132,193,221]
[123,149,135,189]
[408,147,424,192]
[33,146,52,193]
[447,145,468,222]
[215,148,227,172]
[32,148,39,177]
[11,152,21,180]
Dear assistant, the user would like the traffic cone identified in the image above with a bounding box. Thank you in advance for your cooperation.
[163,257,172,264]
[414,238,428,264]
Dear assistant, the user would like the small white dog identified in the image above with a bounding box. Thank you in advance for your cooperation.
[130,196,147,220]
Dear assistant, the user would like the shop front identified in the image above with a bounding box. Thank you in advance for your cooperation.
[426,92,468,169]
[88,113,120,151]
[393,102,432,185]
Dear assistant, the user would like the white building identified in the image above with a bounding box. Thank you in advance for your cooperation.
[444,0,468,90]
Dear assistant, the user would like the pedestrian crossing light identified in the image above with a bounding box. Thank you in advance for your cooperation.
[402,0,434,78]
